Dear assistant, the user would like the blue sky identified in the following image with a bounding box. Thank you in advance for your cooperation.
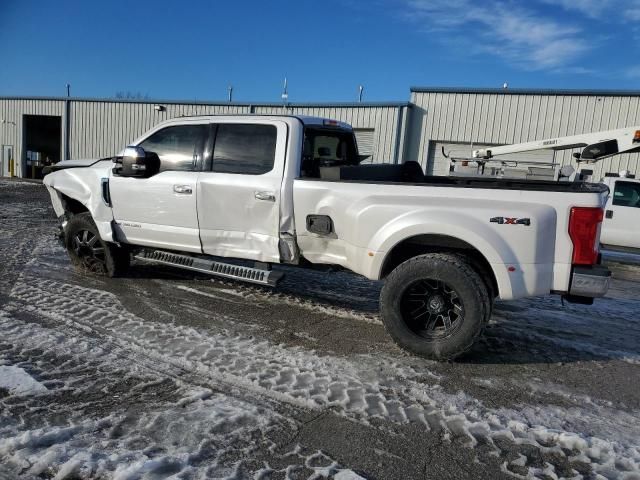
[1,0,639,102]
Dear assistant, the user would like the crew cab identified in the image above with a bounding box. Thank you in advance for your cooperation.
[43,115,611,360]
[600,174,640,253]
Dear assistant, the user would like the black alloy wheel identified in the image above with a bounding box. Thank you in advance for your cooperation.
[71,228,108,274]
[400,279,464,339]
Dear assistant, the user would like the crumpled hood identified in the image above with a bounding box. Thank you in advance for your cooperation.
[43,158,113,177]
[51,158,103,169]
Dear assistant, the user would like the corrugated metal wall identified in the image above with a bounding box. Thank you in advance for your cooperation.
[253,105,402,163]
[0,99,65,177]
[408,90,640,179]
[4,91,638,180]
[69,101,250,159]
[0,98,404,177]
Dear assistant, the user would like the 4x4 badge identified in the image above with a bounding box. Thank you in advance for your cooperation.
[490,217,531,226]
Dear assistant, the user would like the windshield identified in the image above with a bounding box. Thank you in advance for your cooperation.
[301,127,359,178]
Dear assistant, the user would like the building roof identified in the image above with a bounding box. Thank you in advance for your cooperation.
[409,86,640,97]
[0,95,410,108]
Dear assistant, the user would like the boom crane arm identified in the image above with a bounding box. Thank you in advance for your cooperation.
[473,126,640,163]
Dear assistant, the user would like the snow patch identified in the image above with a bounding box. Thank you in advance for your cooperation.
[0,365,48,395]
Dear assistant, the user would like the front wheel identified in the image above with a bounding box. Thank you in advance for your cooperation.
[380,253,490,360]
[64,213,129,277]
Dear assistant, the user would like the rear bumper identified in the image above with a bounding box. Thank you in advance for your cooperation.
[569,265,611,298]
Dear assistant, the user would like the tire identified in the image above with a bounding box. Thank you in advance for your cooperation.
[64,213,129,277]
[380,253,490,361]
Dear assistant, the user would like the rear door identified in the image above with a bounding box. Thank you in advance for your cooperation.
[109,123,207,253]
[197,120,287,262]
[602,179,640,249]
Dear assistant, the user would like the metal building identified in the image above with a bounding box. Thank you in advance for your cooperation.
[0,96,409,179]
[406,87,640,180]
[2,87,640,180]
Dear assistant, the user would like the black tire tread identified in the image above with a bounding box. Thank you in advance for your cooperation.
[380,253,490,361]
[65,213,129,278]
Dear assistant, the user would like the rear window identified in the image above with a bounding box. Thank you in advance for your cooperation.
[212,124,277,175]
[302,128,359,178]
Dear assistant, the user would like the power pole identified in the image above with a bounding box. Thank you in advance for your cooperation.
[281,77,288,106]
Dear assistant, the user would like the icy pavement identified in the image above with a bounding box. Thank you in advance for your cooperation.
[1,180,640,479]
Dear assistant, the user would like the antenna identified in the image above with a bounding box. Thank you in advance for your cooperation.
[66,83,71,97]
[281,77,288,104]
[228,85,233,102]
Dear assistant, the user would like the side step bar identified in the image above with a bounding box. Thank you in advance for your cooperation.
[134,249,284,286]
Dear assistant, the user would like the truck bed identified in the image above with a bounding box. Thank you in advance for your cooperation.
[315,162,608,193]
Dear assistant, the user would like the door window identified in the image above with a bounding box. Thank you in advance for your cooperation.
[612,181,640,208]
[139,124,206,173]
[212,124,277,175]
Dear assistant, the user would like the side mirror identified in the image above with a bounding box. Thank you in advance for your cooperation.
[113,146,160,177]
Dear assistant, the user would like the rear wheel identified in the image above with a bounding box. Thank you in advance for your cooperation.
[380,253,489,360]
[64,213,129,277]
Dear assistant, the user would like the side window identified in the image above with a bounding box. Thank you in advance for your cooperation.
[212,124,277,175]
[612,181,640,208]
[139,124,206,173]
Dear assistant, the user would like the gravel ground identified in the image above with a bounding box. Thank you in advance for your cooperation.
[0,179,639,480]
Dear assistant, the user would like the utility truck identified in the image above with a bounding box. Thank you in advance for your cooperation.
[44,115,611,360]
[448,126,640,254]
[600,173,640,253]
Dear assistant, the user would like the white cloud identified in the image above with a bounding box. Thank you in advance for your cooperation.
[626,4,640,21]
[405,0,590,70]
[539,0,615,18]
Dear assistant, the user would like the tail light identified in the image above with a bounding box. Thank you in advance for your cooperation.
[568,207,603,265]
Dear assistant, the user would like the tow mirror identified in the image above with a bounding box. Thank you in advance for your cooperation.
[114,146,160,177]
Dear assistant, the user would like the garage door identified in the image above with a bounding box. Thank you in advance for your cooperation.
[354,129,375,162]
[427,142,555,177]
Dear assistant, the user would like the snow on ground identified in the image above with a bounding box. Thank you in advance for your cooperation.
[1,180,640,479]
[3,235,639,479]
[0,365,48,396]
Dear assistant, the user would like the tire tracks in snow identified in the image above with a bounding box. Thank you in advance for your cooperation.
[8,252,640,479]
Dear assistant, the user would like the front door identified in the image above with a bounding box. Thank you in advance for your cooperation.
[602,179,640,249]
[2,145,13,177]
[197,121,286,262]
[109,123,207,253]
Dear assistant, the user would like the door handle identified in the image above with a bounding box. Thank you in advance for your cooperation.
[254,191,276,202]
[605,209,613,219]
[173,185,193,195]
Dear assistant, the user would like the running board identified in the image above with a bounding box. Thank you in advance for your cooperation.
[134,249,284,286]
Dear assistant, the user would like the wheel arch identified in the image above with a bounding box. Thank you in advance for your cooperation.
[44,168,116,242]
[379,234,499,299]
[60,193,90,216]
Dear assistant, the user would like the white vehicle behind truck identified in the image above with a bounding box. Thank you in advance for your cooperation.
[600,173,640,253]
[43,115,611,360]
[449,126,640,254]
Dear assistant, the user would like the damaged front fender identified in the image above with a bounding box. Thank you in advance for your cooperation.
[43,159,116,242]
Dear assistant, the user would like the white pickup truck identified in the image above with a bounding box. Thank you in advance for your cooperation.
[43,115,611,360]
[600,174,640,253]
